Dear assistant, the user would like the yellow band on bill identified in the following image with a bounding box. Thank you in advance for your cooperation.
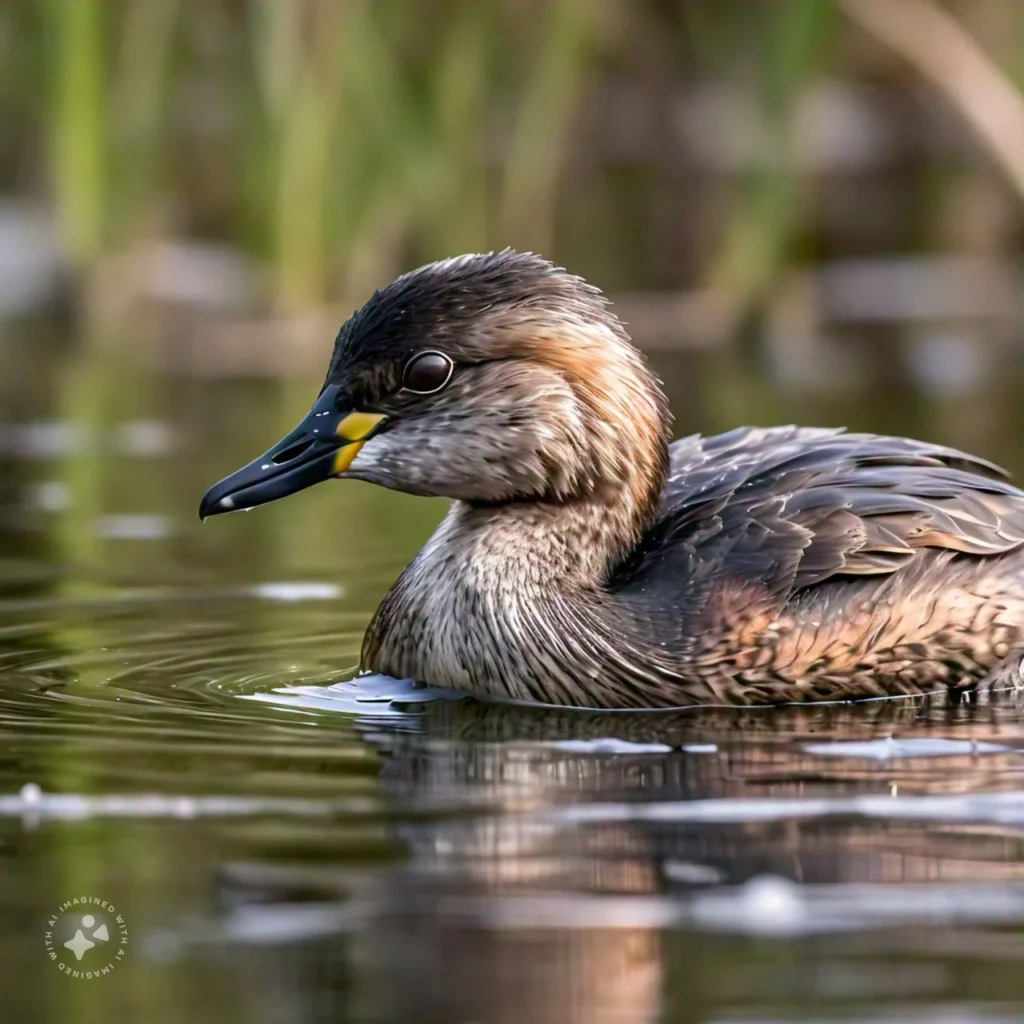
[336,411,386,442]
[332,411,386,474]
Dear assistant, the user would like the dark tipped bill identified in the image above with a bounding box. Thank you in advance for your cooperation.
[198,384,385,519]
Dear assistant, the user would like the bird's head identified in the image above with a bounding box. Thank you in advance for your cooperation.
[199,251,670,519]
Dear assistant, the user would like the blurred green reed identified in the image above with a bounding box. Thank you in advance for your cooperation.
[9,1,825,306]
[706,0,833,312]
[6,0,1024,318]
[45,0,106,265]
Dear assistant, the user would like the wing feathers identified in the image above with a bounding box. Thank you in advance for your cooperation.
[618,426,1024,604]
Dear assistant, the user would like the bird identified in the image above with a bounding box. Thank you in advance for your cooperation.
[199,251,1024,709]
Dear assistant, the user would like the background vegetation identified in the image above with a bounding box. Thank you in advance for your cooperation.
[4,7,1024,1022]
[2,0,1024,353]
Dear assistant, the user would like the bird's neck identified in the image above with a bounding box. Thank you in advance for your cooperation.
[450,491,652,588]
[363,481,665,704]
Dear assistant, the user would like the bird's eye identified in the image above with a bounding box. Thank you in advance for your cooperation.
[402,351,453,394]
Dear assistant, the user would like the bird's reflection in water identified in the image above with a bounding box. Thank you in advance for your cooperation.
[329,691,1023,1023]
[220,691,1024,1023]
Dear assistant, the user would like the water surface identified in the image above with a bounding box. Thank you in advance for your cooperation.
[2,335,1024,1023]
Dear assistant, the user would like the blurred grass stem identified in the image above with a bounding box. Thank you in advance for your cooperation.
[48,0,106,266]
[840,0,1024,206]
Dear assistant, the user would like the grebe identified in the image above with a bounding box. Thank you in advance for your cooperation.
[200,252,1024,708]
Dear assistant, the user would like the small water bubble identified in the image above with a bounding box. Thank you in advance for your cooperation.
[31,480,71,512]
[251,582,342,602]
[552,738,673,754]
[19,782,42,805]
[805,737,1008,760]
[92,514,173,540]
[663,859,725,884]
[173,797,197,818]
[739,875,804,930]
[14,422,87,458]
[115,421,175,457]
